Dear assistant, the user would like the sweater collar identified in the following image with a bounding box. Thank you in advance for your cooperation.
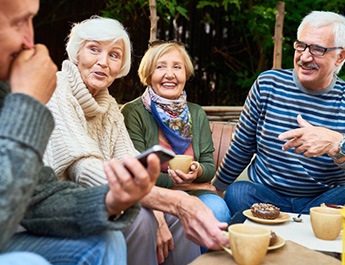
[292,69,336,96]
[62,60,110,117]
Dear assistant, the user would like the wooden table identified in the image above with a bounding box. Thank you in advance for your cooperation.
[244,213,342,253]
[188,241,341,265]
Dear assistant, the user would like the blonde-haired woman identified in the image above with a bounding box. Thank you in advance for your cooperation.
[121,41,230,256]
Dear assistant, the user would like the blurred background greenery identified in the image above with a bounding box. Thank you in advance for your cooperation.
[35,0,345,106]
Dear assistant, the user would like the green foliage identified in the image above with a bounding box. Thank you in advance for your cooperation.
[158,0,188,19]
[101,0,345,106]
[196,0,240,10]
[101,0,147,23]
[102,0,188,23]
[196,1,219,8]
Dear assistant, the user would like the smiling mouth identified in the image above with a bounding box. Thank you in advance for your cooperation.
[161,82,176,88]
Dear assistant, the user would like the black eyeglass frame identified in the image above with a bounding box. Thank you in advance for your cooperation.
[293,40,343,57]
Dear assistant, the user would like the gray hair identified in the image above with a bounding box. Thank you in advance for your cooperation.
[66,16,131,78]
[297,11,345,74]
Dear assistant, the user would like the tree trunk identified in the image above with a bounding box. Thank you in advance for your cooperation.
[272,1,285,69]
[149,0,159,42]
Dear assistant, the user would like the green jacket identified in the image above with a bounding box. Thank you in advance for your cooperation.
[0,82,139,251]
[121,97,215,192]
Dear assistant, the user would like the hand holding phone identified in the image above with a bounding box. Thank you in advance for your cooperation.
[136,145,175,167]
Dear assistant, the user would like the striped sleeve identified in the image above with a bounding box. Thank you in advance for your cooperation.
[214,69,345,196]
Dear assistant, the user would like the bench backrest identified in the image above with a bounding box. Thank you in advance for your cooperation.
[209,122,237,169]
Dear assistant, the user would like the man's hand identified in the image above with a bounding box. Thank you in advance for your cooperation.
[141,185,229,250]
[175,195,229,250]
[278,115,342,157]
[104,154,160,216]
[9,44,57,104]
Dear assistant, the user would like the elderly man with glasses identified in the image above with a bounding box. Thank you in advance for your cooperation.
[213,11,345,216]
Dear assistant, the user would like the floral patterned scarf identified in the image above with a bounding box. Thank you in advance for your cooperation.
[141,86,192,154]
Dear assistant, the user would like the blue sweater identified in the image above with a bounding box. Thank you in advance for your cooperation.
[213,69,345,197]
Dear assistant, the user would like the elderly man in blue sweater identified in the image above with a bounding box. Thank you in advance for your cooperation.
[213,11,345,216]
[0,0,160,264]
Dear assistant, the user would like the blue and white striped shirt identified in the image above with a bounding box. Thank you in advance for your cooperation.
[213,69,345,196]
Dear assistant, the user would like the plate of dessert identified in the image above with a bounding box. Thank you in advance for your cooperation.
[243,203,290,224]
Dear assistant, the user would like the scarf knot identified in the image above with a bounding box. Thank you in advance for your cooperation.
[141,87,192,154]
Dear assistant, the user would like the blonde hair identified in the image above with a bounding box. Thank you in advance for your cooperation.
[138,42,194,86]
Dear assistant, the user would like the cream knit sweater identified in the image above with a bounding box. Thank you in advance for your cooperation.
[44,60,138,187]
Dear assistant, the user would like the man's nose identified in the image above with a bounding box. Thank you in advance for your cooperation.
[22,22,34,49]
[299,48,313,61]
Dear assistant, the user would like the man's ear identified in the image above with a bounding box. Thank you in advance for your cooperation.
[336,49,345,66]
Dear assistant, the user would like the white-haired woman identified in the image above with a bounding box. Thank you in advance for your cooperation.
[43,17,140,264]
[44,16,138,186]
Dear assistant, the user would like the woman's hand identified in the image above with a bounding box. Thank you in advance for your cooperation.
[168,161,201,185]
[153,211,174,264]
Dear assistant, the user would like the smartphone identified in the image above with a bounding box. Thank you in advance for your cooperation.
[136,145,175,167]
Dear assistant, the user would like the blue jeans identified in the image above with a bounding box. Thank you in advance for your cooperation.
[0,252,51,265]
[198,193,230,254]
[224,180,345,216]
[4,231,126,265]
[198,193,230,223]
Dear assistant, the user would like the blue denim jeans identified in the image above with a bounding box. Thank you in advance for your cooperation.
[4,231,126,265]
[0,252,51,265]
[198,193,230,254]
[224,180,345,216]
[198,193,231,223]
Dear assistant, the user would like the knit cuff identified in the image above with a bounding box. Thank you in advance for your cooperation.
[75,185,140,234]
[212,177,230,192]
[0,93,54,158]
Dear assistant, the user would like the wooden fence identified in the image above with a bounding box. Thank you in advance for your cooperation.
[202,106,243,123]
[118,104,242,123]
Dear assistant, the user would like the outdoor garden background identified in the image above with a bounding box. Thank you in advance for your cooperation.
[34,0,345,107]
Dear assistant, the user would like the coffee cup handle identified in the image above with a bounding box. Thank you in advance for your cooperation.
[221,231,232,255]
[190,161,200,172]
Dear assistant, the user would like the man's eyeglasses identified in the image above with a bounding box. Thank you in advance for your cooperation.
[293,40,343,57]
[148,40,185,48]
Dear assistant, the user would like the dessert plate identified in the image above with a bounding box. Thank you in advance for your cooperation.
[243,209,290,224]
[268,235,285,250]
